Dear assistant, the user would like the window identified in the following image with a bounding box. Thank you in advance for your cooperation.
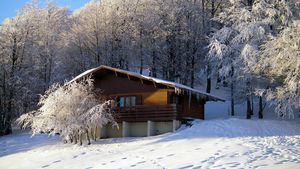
[118,96,140,108]
[125,97,131,107]
[130,96,136,106]
[119,97,125,107]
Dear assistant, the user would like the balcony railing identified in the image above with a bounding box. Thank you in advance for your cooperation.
[114,104,182,122]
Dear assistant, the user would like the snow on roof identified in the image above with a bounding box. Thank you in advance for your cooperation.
[69,65,225,101]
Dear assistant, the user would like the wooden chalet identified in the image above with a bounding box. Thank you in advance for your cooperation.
[70,65,224,138]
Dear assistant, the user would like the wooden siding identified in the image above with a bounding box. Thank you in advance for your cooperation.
[114,104,181,122]
[94,71,161,94]
[143,90,168,105]
[107,90,169,106]
[94,71,169,106]
[92,70,205,121]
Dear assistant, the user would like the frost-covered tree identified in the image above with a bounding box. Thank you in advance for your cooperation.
[0,2,73,135]
[32,3,71,88]
[258,21,299,119]
[206,0,292,117]
[17,78,117,145]
[67,0,137,70]
[62,0,210,87]
[0,12,38,135]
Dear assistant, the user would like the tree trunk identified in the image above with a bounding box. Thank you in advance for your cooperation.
[250,94,254,115]
[139,55,143,75]
[79,133,83,146]
[206,78,211,93]
[4,119,12,135]
[74,132,78,144]
[190,55,195,88]
[93,127,97,141]
[230,66,235,116]
[211,0,215,17]
[89,129,93,141]
[258,96,263,119]
[206,65,211,93]
[216,72,221,89]
[151,50,157,77]
[166,34,176,81]
[86,129,91,145]
[201,0,205,29]
[139,29,144,75]
[246,96,251,119]
[0,67,6,136]
[231,84,234,116]
[69,135,73,143]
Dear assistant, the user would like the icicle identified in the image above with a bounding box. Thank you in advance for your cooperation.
[175,87,182,94]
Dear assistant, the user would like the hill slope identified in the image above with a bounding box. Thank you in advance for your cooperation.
[0,118,300,169]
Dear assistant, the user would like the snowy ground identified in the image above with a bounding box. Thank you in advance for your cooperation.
[1,118,299,169]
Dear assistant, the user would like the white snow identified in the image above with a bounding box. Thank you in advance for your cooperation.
[1,118,299,169]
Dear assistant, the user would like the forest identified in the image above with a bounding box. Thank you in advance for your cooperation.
[0,0,299,136]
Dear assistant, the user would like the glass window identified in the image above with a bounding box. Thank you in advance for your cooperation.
[118,96,138,107]
[126,97,131,107]
[119,97,125,107]
[131,96,136,106]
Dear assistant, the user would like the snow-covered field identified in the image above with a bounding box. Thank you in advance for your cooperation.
[0,118,299,169]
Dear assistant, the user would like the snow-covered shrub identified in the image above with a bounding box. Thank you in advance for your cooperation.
[17,78,117,145]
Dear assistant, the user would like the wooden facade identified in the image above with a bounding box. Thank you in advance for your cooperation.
[72,65,223,123]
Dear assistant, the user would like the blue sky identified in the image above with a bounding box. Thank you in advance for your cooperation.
[0,0,91,23]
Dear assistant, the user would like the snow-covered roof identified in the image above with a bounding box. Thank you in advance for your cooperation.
[69,65,225,102]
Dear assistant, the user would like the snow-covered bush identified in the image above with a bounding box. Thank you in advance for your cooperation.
[17,78,117,145]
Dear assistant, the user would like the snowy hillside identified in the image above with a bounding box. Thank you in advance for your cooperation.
[1,118,299,169]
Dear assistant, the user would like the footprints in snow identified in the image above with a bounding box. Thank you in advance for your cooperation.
[130,161,146,167]
[156,154,175,160]
[52,160,61,163]
[178,164,194,169]
[100,156,149,168]
[73,152,86,159]
[41,164,50,168]
[42,152,86,168]
[167,154,175,157]
[41,159,62,168]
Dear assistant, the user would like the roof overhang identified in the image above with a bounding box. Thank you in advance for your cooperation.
[68,65,225,102]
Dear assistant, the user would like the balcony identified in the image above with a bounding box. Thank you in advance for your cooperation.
[114,104,182,122]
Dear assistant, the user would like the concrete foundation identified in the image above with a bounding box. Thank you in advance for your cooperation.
[100,120,181,138]
[147,121,154,136]
[173,120,181,132]
[122,121,130,137]
[129,122,147,137]
[100,123,122,138]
